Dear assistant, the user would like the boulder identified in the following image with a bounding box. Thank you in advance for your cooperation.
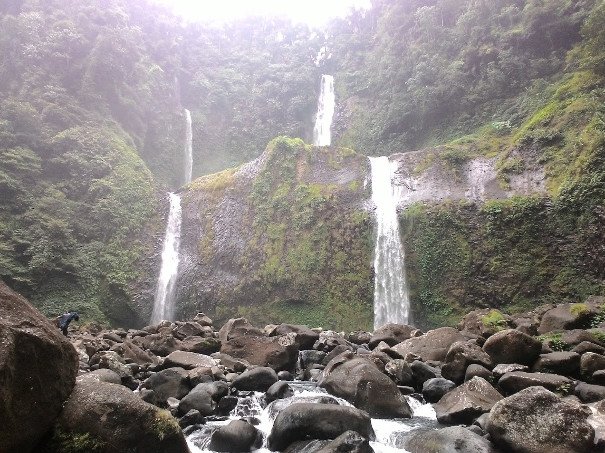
[464,364,493,382]
[347,331,372,345]
[267,403,375,451]
[441,341,493,384]
[434,377,503,425]
[172,321,207,340]
[314,430,373,453]
[392,327,467,362]
[314,331,352,352]
[581,352,605,377]
[498,371,573,394]
[218,318,264,343]
[368,323,417,349]
[178,409,204,428]
[163,351,216,370]
[384,359,414,386]
[270,324,319,350]
[266,381,294,403]
[572,341,605,355]
[180,336,221,355]
[110,339,159,366]
[0,281,79,453]
[532,351,580,376]
[54,380,188,453]
[208,420,261,452]
[405,426,498,453]
[233,367,279,392]
[178,383,219,416]
[492,363,528,378]
[482,329,541,366]
[300,350,327,369]
[422,378,456,403]
[410,360,438,386]
[320,355,412,418]
[538,303,596,334]
[78,368,122,385]
[135,333,180,356]
[486,386,594,453]
[221,335,299,371]
[142,367,190,406]
[193,313,213,327]
[574,382,605,403]
[458,308,513,338]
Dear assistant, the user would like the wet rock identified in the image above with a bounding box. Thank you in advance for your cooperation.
[498,371,573,394]
[278,370,293,380]
[218,318,264,343]
[285,430,374,453]
[574,382,605,403]
[532,351,580,376]
[163,351,216,370]
[441,341,493,384]
[232,366,279,392]
[142,367,190,406]
[320,355,412,418]
[464,364,493,382]
[422,378,456,403]
[405,426,498,453]
[178,409,205,428]
[482,329,541,366]
[392,327,467,362]
[270,324,319,350]
[266,380,294,403]
[54,380,188,453]
[178,383,217,416]
[300,350,327,369]
[486,386,594,453]
[135,332,180,356]
[434,377,503,425]
[368,323,417,349]
[267,403,375,451]
[208,420,261,452]
[221,335,299,371]
[0,282,79,453]
[217,395,239,415]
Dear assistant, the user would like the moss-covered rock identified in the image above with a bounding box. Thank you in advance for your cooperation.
[178,137,373,331]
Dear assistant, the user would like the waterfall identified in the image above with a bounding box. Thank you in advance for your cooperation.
[184,109,193,185]
[151,193,182,324]
[369,156,410,329]
[313,74,335,146]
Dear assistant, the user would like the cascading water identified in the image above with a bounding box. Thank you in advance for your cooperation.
[150,192,182,324]
[313,74,335,146]
[184,108,193,185]
[370,156,410,329]
[186,382,437,453]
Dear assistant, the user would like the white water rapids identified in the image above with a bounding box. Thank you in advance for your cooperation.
[313,74,335,146]
[186,382,437,453]
[150,192,182,324]
[370,156,410,329]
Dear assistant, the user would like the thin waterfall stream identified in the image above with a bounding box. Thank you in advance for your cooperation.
[151,109,193,323]
[370,156,410,328]
[313,74,335,146]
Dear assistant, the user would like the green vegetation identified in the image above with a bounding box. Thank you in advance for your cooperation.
[43,428,105,453]
[537,333,569,352]
[481,310,509,332]
[152,410,181,441]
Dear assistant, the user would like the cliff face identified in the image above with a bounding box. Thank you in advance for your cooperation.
[177,137,374,331]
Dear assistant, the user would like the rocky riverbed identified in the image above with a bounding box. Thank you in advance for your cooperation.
[2,280,605,452]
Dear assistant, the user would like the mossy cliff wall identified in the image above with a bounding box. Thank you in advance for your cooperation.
[177,137,374,331]
[400,69,605,329]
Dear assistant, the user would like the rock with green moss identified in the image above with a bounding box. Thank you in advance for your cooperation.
[50,380,188,453]
[177,137,373,331]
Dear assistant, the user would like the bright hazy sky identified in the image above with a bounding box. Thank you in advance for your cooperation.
[155,0,372,26]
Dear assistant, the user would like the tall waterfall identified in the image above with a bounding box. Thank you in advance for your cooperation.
[184,109,193,185]
[370,156,410,329]
[313,74,335,146]
[151,193,182,324]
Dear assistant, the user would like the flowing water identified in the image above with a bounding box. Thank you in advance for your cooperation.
[184,108,193,185]
[313,75,335,146]
[369,156,410,329]
[186,382,437,453]
[150,192,182,324]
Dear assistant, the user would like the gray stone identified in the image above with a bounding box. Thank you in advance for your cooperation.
[482,329,542,366]
[498,371,573,394]
[532,351,580,376]
[208,420,260,452]
[434,377,503,425]
[233,367,279,392]
[392,327,467,362]
[406,426,498,453]
[422,378,456,403]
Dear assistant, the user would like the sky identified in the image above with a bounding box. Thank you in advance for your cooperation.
[154,0,372,27]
